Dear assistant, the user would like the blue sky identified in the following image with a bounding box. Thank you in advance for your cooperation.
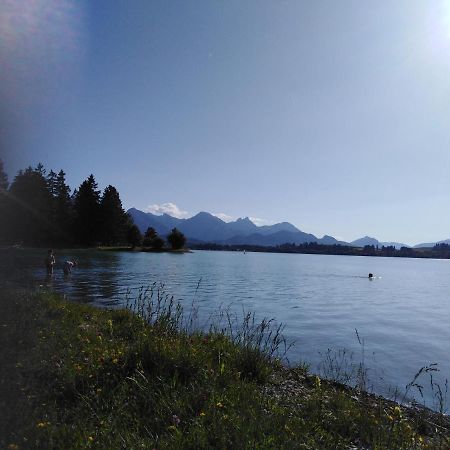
[2,0,450,245]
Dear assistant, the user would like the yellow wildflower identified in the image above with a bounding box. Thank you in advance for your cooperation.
[199,411,206,417]
[216,402,223,408]
[314,376,321,388]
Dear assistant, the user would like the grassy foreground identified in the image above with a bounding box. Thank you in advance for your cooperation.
[1,289,449,449]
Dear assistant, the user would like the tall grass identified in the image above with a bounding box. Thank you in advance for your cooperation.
[318,328,371,392]
[2,285,450,449]
[124,282,291,383]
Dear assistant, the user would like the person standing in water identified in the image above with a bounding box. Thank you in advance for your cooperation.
[63,260,77,275]
[45,249,56,275]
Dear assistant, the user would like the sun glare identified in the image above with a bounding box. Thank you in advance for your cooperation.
[442,1,450,34]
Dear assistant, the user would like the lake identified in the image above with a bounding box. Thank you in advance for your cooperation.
[2,248,449,408]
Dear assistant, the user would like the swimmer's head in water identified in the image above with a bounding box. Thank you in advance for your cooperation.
[368,273,373,278]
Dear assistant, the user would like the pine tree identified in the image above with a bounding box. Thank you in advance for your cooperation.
[73,174,101,246]
[8,165,53,244]
[167,228,186,250]
[0,159,8,191]
[126,222,142,248]
[143,227,157,245]
[99,185,128,245]
[0,159,9,243]
[143,227,164,249]
[53,170,73,244]
[46,170,57,198]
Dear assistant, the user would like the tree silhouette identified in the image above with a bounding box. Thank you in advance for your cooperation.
[73,175,101,245]
[126,222,142,248]
[8,165,53,244]
[99,185,128,245]
[53,170,73,244]
[0,159,9,243]
[167,228,186,250]
[0,159,8,191]
[143,227,164,249]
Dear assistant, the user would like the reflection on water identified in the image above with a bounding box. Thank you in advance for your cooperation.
[1,247,450,408]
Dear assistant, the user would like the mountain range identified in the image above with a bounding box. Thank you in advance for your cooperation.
[129,208,437,248]
[128,208,327,245]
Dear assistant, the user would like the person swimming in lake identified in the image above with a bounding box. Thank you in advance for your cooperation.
[368,273,374,279]
[45,249,55,275]
[63,260,77,275]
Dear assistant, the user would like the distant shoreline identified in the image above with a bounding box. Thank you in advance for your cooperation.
[97,246,192,253]
[3,243,449,259]
[189,242,450,259]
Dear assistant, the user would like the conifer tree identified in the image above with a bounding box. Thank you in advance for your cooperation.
[53,170,73,244]
[73,174,101,246]
[8,165,53,244]
[99,185,128,245]
[46,170,58,198]
[143,227,164,249]
[0,159,9,243]
[0,159,8,191]
[126,222,142,248]
[167,228,186,250]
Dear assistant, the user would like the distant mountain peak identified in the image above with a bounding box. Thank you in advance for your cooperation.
[127,207,337,246]
[192,211,223,221]
[236,216,254,224]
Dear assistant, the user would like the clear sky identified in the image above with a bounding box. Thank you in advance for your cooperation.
[2,0,450,245]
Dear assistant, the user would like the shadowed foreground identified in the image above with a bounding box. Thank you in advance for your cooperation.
[1,288,449,449]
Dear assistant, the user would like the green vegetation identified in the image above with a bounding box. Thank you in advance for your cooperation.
[0,161,140,248]
[143,227,165,250]
[167,227,187,250]
[1,288,449,449]
[0,160,190,251]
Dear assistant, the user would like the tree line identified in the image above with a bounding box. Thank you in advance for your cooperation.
[191,242,450,259]
[0,160,185,249]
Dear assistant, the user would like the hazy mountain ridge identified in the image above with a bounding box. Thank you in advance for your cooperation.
[414,239,450,248]
[128,208,328,245]
[350,236,410,250]
[128,208,441,248]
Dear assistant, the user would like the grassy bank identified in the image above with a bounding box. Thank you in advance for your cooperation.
[1,289,449,449]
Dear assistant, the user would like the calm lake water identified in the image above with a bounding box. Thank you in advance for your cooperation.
[2,248,449,408]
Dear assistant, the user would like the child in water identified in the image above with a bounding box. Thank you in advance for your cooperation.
[63,260,77,275]
[45,249,55,275]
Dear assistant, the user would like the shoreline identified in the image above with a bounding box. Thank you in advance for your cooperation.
[3,244,449,260]
[1,287,449,449]
[97,246,192,253]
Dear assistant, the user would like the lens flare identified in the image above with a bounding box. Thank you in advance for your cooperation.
[0,0,85,101]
